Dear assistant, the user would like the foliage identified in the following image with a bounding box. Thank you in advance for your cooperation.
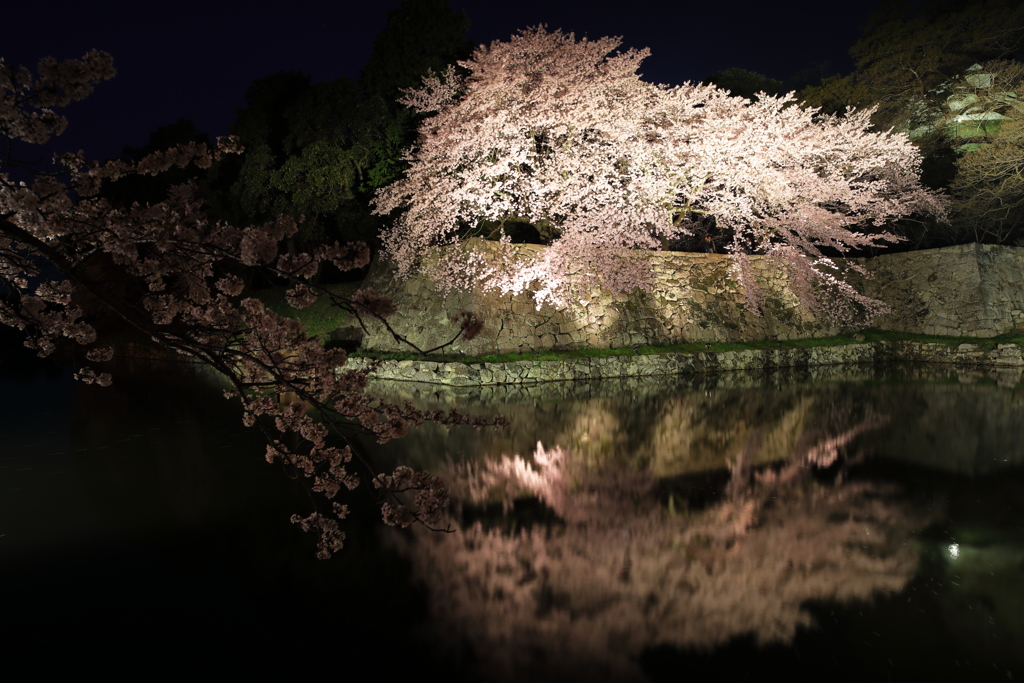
[250,281,361,340]
[799,0,1024,134]
[99,117,211,208]
[205,0,472,256]
[359,0,472,104]
[204,70,338,248]
[702,67,783,102]
[0,51,501,559]
[949,119,1024,242]
[795,1,1024,249]
[937,60,1024,243]
[373,26,946,325]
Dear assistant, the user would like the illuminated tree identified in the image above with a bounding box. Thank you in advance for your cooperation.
[940,60,1024,243]
[373,27,945,325]
[0,51,499,559]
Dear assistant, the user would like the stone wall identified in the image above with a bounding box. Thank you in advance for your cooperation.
[359,241,1024,354]
[849,243,1024,337]
[344,340,1023,387]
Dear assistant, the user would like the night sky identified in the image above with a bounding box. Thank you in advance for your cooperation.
[5,0,880,165]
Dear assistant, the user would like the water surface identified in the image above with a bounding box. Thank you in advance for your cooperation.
[2,343,1021,680]
[357,365,1024,682]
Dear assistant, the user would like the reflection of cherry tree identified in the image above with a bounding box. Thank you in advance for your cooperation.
[392,410,935,682]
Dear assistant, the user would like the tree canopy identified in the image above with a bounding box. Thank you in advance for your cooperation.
[205,0,473,257]
[374,27,945,325]
[100,117,211,209]
[799,0,1024,133]
[940,60,1024,243]
[702,67,783,102]
[796,0,1024,248]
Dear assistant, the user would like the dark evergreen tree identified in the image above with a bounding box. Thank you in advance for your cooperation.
[100,117,210,208]
[204,0,473,271]
[702,68,783,102]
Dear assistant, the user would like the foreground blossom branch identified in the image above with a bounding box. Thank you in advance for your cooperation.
[1,51,504,559]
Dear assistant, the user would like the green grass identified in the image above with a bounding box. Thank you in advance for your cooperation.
[348,328,1024,365]
[856,328,1024,349]
[249,282,361,340]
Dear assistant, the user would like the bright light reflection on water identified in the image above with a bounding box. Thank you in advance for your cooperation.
[1,343,1022,681]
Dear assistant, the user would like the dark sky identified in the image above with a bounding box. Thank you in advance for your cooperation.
[5,0,881,165]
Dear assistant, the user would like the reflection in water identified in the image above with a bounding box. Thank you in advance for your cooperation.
[358,365,1024,681]
[5,346,1023,679]
[393,425,932,681]
[362,365,1024,478]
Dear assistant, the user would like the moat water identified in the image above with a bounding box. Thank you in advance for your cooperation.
[1,338,1021,681]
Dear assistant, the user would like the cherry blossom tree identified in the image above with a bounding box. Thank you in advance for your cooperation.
[0,51,501,559]
[373,26,947,324]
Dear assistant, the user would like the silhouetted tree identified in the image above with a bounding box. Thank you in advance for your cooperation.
[100,118,210,208]
[702,67,782,102]
[205,0,473,264]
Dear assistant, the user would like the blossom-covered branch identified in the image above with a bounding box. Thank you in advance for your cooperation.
[1,52,503,559]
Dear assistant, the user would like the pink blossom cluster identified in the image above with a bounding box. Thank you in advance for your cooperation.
[1,52,503,558]
[373,26,947,323]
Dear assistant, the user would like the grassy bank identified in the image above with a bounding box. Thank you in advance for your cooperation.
[348,329,1024,365]
[249,282,361,340]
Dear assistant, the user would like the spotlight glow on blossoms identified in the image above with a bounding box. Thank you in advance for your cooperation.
[373,26,947,325]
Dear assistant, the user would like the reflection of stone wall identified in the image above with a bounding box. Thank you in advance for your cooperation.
[858,380,1024,475]
[357,365,1024,480]
[357,369,881,478]
[360,385,806,479]
[360,242,1024,354]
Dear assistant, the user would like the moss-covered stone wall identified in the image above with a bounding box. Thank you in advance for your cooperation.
[359,241,1024,354]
